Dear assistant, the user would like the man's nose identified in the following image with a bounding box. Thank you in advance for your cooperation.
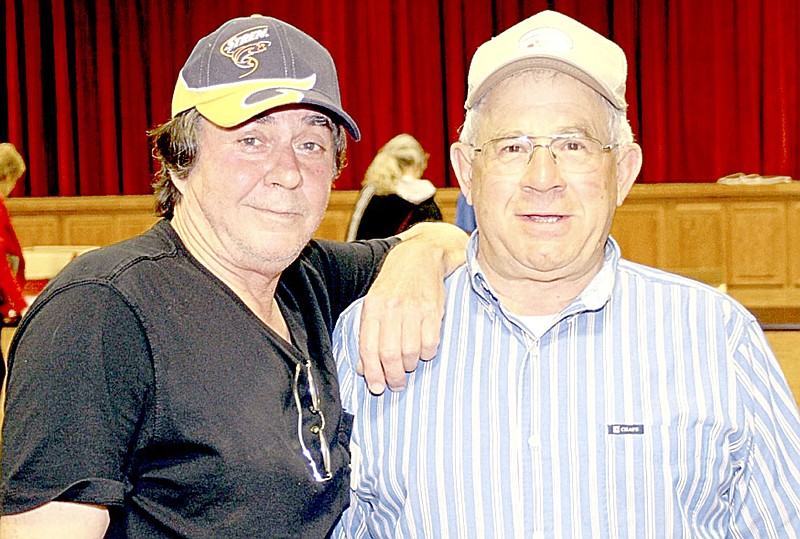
[266,144,303,189]
[519,144,565,192]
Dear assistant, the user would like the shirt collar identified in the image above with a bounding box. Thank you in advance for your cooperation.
[465,232,620,317]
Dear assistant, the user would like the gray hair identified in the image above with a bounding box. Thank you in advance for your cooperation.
[459,69,634,147]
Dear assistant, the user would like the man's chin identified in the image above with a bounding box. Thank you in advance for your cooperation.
[247,235,311,264]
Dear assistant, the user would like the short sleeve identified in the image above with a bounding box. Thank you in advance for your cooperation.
[1,283,153,514]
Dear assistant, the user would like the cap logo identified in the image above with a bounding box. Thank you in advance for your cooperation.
[518,27,573,52]
[220,25,272,78]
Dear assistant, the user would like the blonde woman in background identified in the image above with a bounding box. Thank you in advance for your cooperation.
[346,134,442,241]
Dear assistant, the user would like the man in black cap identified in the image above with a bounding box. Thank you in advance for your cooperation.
[0,15,465,537]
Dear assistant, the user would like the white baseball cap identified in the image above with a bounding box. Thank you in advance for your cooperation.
[465,10,628,111]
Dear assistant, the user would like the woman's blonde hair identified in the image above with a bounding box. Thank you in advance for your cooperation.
[0,143,26,197]
[363,134,429,195]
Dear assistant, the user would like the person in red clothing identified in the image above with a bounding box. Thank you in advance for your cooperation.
[0,143,27,327]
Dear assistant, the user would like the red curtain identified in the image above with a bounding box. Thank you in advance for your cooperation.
[3,0,799,197]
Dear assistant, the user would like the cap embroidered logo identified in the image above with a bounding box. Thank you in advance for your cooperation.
[220,25,272,77]
[518,27,573,52]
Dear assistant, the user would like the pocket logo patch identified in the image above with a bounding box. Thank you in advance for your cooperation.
[608,424,645,435]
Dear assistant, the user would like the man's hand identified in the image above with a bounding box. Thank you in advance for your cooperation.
[358,222,467,394]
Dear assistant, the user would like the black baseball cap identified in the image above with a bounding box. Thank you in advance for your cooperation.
[172,15,360,139]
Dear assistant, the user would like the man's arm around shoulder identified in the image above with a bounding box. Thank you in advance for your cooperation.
[0,501,109,538]
[358,221,467,394]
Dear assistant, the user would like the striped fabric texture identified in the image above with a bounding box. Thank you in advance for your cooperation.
[332,236,800,538]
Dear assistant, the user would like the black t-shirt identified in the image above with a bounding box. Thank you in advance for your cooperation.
[0,220,396,538]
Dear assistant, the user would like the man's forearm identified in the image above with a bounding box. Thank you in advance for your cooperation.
[394,221,468,278]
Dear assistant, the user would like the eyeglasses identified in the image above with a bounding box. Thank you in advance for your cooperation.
[293,360,332,482]
[471,134,618,175]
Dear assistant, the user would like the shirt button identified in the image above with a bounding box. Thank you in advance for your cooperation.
[528,436,540,448]
[532,531,544,539]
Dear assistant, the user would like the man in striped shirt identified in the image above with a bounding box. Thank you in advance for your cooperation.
[332,10,800,538]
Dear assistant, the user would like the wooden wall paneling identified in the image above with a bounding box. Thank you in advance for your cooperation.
[434,188,460,226]
[670,203,725,286]
[727,202,787,287]
[10,215,60,245]
[6,195,158,247]
[610,204,666,267]
[790,202,800,289]
[114,214,161,243]
[315,190,358,241]
[62,211,158,247]
[314,208,351,241]
[766,331,800,409]
[63,214,118,246]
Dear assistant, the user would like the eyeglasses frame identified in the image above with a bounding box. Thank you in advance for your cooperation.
[293,360,333,483]
[471,133,618,174]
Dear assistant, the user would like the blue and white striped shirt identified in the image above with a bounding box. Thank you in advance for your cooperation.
[332,235,800,538]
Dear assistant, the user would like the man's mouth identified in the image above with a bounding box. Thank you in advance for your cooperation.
[249,204,303,217]
[524,214,563,223]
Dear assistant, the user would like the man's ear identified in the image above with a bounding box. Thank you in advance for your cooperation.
[450,142,475,205]
[170,170,188,196]
[615,143,642,206]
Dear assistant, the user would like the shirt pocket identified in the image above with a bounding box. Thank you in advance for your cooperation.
[597,422,733,537]
[588,424,670,536]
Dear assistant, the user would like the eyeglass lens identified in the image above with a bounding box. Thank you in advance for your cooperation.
[478,135,612,175]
